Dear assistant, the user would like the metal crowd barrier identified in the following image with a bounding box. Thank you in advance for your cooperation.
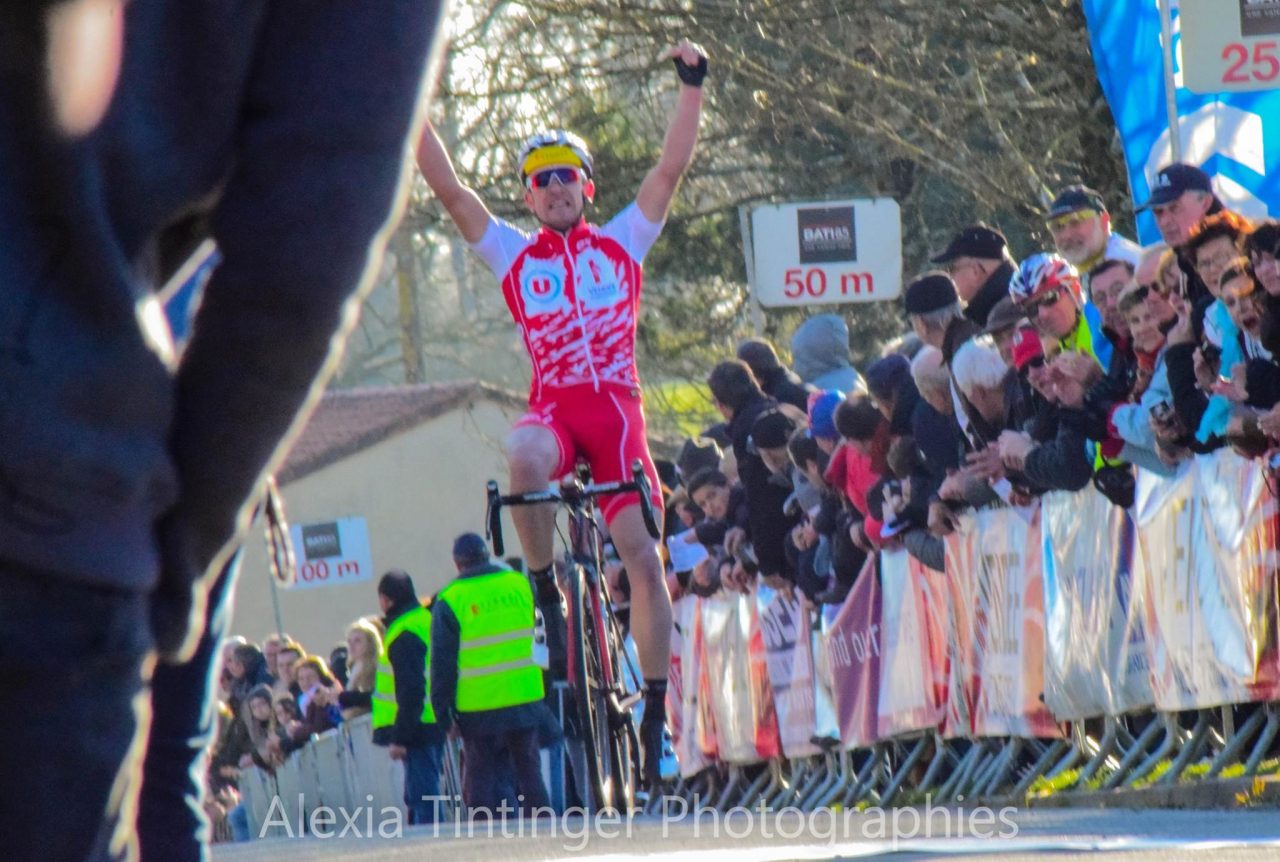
[663,449,1280,812]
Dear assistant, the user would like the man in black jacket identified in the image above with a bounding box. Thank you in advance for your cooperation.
[375,571,447,825]
[431,535,550,815]
[0,3,441,860]
[707,360,798,584]
[930,224,1017,329]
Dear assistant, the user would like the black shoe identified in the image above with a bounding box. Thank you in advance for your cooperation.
[640,711,665,786]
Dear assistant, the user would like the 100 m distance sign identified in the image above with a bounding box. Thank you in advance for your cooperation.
[750,199,902,307]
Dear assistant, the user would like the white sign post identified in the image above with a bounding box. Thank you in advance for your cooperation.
[285,516,375,590]
[1181,0,1280,94]
[749,198,901,308]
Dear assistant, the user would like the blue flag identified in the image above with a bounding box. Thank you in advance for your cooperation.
[1083,0,1280,244]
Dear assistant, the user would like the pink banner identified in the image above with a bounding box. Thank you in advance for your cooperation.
[824,557,882,749]
[877,550,947,736]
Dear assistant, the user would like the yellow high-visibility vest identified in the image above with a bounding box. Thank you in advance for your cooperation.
[439,569,545,712]
[371,604,436,729]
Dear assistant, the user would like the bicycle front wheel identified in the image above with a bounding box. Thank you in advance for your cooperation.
[566,561,633,813]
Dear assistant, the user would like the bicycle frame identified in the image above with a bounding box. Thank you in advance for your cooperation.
[485,459,659,812]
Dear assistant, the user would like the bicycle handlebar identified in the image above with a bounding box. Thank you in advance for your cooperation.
[484,459,661,557]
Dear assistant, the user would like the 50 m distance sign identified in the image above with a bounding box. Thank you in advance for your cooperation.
[750,199,902,308]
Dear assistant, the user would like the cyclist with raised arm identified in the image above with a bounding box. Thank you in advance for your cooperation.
[416,40,707,785]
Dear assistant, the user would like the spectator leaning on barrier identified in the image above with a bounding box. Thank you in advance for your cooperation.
[908,346,964,484]
[708,360,797,584]
[338,618,382,720]
[1045,185,1141,292]
[686,467,750,553]
[997,338,1098,497]
[372,570,445,825]
[983,296,1026,367]
[791,314,862,392]
[431,534,551,814]
[1010,252,1113,372]
[261,633,292,681]
[1140,162,1225,308]
[930,223,1017,329]
[292,655,342,740]
[737,338,813,412]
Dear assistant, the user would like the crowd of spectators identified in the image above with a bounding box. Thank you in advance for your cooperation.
[658,164,1280,601]
[202,618,382,840]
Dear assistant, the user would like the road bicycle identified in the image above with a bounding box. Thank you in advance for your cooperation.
[486,459,661,813]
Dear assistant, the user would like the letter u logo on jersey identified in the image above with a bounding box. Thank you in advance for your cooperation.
[519,257,570,316]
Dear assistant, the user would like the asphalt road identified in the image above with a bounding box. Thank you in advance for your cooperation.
[213,806,1280,861]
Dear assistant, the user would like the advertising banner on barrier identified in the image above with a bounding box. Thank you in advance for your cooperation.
[877,549,947,737]
[689,598,719,775]
[1134,451,1280,709]
[942,522,979,738]
[949,507,1061,739]
[824,558,882,749]
[671,596,708,777]
[747,605,783,760]
[757,587,821,757]
[1042,489,1153,720]
[699,594,764,764]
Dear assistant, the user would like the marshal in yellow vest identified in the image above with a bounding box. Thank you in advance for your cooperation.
[439,568,545,713]
[371,604,436,730]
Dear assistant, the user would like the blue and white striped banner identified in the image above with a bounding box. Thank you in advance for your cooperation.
[1083,0,1280,243]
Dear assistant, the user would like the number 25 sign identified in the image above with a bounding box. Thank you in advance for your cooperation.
[1181,0,1280,94]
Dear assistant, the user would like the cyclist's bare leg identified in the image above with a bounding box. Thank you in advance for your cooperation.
[610,503,673,782]
[504,425,560,571]
[608,505,671,680]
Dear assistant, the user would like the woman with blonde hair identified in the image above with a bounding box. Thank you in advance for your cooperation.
[338,619,381,720]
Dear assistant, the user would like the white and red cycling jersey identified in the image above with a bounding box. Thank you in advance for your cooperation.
[471,203,665,522]
[471,202,663,402]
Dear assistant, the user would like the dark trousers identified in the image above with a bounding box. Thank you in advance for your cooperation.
[137,555,241,860]
[462,727,550,815]
[0,565,152,862]
[403,741,444,824]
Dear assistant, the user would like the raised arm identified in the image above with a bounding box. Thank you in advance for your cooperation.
[635,41,707,224]
[416,120,492,243]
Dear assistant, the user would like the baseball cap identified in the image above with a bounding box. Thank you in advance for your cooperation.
[807,389,843,440]
[903,272,959,316]
[1137,163,1213,212]
[929,224,1008,264]
[1011,325,1044,371]
[982,296,1025,336]
[1047,185,1106,219]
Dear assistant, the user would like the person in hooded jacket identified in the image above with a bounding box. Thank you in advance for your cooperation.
[791,314,861,393]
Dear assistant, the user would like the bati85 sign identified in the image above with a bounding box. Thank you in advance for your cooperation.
[285,517,374,590]
[751,199,901,308]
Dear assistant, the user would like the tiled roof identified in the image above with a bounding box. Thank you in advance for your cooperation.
[278,381,521,485]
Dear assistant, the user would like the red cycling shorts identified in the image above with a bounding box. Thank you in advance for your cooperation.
[515,382,663,526]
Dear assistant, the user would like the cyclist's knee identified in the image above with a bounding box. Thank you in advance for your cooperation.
[505,426,559,485]
[609,515,662,573]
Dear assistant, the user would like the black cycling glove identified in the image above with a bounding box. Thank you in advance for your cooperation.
[674,55,708,87]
